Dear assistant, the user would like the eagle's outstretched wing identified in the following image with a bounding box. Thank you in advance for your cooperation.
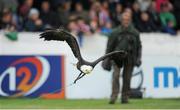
[92,51,127,66]
[40,29,83,61]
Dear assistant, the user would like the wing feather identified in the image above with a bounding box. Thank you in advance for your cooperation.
[92,51,127,66]
[40,29,83,61]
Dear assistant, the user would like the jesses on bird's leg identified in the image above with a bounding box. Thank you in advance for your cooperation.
[73,72,86,84]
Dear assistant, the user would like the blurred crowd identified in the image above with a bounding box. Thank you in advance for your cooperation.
[0,0,180,35]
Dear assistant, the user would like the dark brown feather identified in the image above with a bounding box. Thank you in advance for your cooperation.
[40,29,83,61]
[92,51,127,66]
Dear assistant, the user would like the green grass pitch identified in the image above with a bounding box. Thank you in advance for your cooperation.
[0,98,180,109]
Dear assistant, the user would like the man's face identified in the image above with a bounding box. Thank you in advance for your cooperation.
[121,13,131,28]
[30,13,39,21]
[76,3,83,12]
[2,13,12,23]
[26,0,33,7]
[141,12,149,22]
[42,1,50,12]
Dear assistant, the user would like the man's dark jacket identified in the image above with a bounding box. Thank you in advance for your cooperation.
[103,24,142,69]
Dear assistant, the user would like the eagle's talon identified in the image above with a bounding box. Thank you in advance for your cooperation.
[73,73,86,84]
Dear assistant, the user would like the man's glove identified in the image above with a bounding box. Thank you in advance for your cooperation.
[135,59,142,67]
[102,59,112,71]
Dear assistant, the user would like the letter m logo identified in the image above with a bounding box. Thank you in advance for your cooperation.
[154,67,180,88]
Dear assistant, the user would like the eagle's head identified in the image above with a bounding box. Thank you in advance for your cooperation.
[80,65,93,74]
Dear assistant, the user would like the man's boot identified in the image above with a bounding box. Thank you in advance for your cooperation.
[121,95,129,104]
[109,100,115,104]
[109,95,117,104]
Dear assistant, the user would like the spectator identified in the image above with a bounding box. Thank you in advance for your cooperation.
[72,2,89,23]
[0,8,18,41]
[90,20,99,33]
[89,1,111,29]
[57,1,71,26]
[132,2,141,29]
[99,1,111,28]
[0,0,18,14]
[137,12,157,32]
[138,0,151,11]
[100,21,112,35]
[101,0,109,12]
[68,19,79,35]
[24,8,44,31]
[160,3,177,35]
[19,0,34,18]
[77,18,91,33]
[89,2,102,32]
[40,1,59,28]
[68,17,91,47]
[172,0,180,32]
[0,8,16,31]
[147,1,162,31]
[124,7,133,15]
[112,3,123,26]
[77,17,91,46]
[155,0,169,13]
[167,1,174,11]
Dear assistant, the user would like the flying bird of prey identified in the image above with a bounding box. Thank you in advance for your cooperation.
[40,28,127,83]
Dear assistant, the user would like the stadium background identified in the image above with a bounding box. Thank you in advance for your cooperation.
[0,0,180,109]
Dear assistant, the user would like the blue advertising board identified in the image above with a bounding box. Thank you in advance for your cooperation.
[154,67,180,88]
[0,55,65,98]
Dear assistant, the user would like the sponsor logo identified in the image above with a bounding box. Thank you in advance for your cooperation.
[0,56,65,98]
[154,67,180,88]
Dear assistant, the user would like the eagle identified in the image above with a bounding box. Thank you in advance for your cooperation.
[40,28,127,83]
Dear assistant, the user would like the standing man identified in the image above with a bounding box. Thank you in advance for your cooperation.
[102,12,142,104]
